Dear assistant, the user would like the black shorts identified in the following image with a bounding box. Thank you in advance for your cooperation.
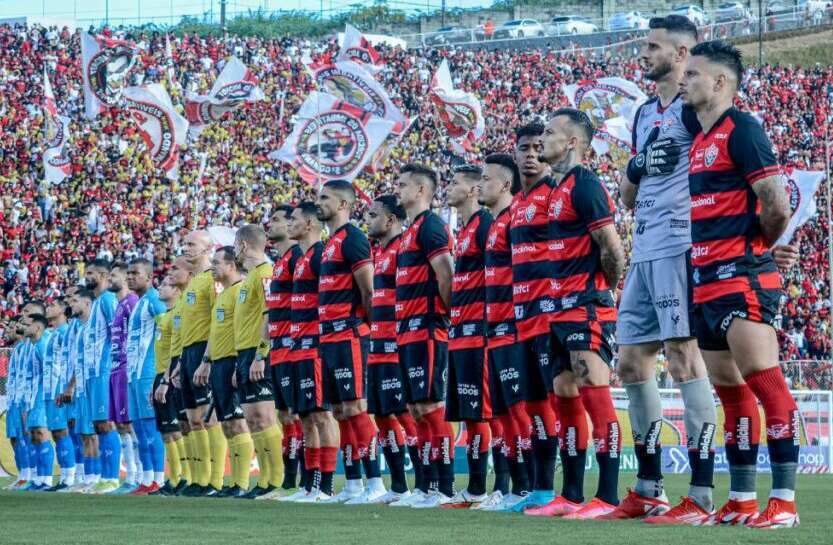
[271,362,296,412]
[521,334,555,401]
[549,315,616,375]
[692,287,781,351]
[366,362,406,416]
[210,357,244,422]
[236,347,274,404]
[180,341,211,409]
[294,357,329,415]
[398,331,448,404]
[320,334,369,405]
[170,356,188,423]
[487,342,527,415]
[445,347,491,422]
[153,373,183,434]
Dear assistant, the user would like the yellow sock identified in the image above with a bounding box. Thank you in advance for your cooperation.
[230,433,255,490]
[164,440,181,485]
[192,428,212,486]
[261,424,284,488]
[251,431,270,489]
[176,436,191,484]
[207,425,227,490]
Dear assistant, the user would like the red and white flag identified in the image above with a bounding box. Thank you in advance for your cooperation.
[122,84,189,180]
[80,31,139,120]
[562,77,647,128]
[430,59,485,148]
[336,24,384,75]
[184,56,265,136]
[42,68,71,184]
[777,168,825,245]
[591,116,634,169]
[365,117,416,173]
[269,91,395,186]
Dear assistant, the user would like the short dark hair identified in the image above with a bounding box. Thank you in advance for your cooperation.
[400,163,438,193]
[215,246,240,269]
[28,313,48,329]
[111,261,129,272]
[87,258,112,271]
[23,299,45,314]
[649,14,698,43]
[274,204,294,220]
[129,258,153,274]
[515,121,544,142]
[295,201,320,219]
[690,40,743,88]
[453,164,483,183]
[323,179,357,202]
[552,107,595,143]
[75,288,95,302]
[373,194,407,221]
[485,153,521,195]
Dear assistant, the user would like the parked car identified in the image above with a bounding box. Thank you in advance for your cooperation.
[714,2,751,21]
[422,26,472,46]
[547,15,600,35]
[765,0,792,15]
[670,4,710,26]
[492,19,546,39]
[608,11,651,30]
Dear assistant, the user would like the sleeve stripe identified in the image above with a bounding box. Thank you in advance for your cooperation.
[747,165,781,185]
[587,217,614,232]
[350,258,372,272]
[427,247,451,260]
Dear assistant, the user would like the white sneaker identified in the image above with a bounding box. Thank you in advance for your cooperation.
[319,486,364,504]
[255,488,289,501]
[369,490,411,505]
[492,492,526,512]
[390,490,427,507]
[471,491,504,511]
[293,489,332,503]
[442,489,489,508]
[66,481,90,493]
[345,486,388,505]
[411,490,452,509]
[277,489,311,503]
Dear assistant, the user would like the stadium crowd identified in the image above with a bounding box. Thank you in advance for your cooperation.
[0,21,830,373]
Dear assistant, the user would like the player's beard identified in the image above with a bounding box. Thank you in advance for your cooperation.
[108,282,122,293]
[645,57,674,82]
[86,278,99,291]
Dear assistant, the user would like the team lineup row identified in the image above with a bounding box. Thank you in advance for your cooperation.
[4,27,801,529]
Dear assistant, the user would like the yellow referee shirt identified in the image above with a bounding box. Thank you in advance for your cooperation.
[233,261,273,351]
[181,270,216,347]
[154,309,173,374]
[209,281,242,361]
[171,294,186,358]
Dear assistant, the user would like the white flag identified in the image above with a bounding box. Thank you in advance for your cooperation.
[365,117,415,174]
[562,77,647,128]
[80,31,139,120]
[591,116,634,169]
[122,84,189,180]
[777,169,825,245]
[336,24,384,75]
[184,56,265,136]
[430,59,485,147]
[269,91,395,185]
[42,68,71,184]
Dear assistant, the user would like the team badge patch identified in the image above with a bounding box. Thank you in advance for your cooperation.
[216,308,225,322]
[186,292,196,305]
[238,289,248,303]
[704,143,719,167]
[525,204,536,222]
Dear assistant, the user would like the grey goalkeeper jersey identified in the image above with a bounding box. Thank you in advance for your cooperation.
[630,95,701,264]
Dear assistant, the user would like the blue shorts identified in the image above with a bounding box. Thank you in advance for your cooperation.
[128,377,155,421]
[27,395,48,430]
[5,403,22,439]
[66,397,78,424]
[74,394,94,436]
[46,399,68,431]
[86,374,111,424]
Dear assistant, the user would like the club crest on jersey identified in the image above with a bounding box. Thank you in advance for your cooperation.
[380,256,391,273]
[661,116,675,133]
[402,232,413,248]
[524,204,536,222]
[296,261,306,278]
[186,292,196,305]
[458,236,471,254]
[275,265,284,277]
[550,198,564,219]
[324,243,337,261]
[238,289,248,303]
[704,143,719,167]
[487,230,498,249]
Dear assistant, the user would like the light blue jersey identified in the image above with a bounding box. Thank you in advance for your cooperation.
[26,331,52,410]
[84,291,117,378]
[43,323,69,401]
[6,341,24,407]
[13,339,32,407]
[60,319,80,398]
[73,319,88,395]
[126,287,166,382]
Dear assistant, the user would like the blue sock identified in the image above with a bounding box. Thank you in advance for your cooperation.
[100,430,121,480]
[141,418,165,472]
[97,432,110,478]
[56,436,75,469]
[26,437,38,472]
[135,419,152,473]
[83,455,95,477]
[92,454,102,476]
[13,441,28,477]
[71,432,83,466]
[38,441,55,478]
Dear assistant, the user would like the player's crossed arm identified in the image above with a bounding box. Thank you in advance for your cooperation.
[590,224,626,289]
[752,175,791,247]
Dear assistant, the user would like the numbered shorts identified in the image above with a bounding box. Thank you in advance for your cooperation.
[367,361,407,416]
[549,308,616,376]
[46,398,68,432]
[398,330,448,404]
[293,356,329,415]
[236,348,274,404]
[27,392,47,430]
[319,333,369,405]
[210,357,244,422]
[128,376,156,421]
[618,251,694,344]
[445,347,492,422]
[109,370,131,424]
[692,284,781,351]
[271,362,296,412]
[521,334,556,401]
[86,374,111,423]
[180,341,211,409]
[487,341,528,415]
[152,373,183,434]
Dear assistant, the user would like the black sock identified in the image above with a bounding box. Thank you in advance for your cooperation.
[595,451,620,506]
[282,453,298,490]
[438,437,455,497]
[560,448,586,504]
[532,435,557,492]
[508,457,530,496]
[320,471,334,496]
[344,453,362,481]
[492,445,509,495]
[407,445,422,492]
[309,469,321,493]
[361,452,382,480]
[384,446,408,493]
[524,446,536,490]
[467,447,488,496]
[298,445,307,490]
[422,441,436,493]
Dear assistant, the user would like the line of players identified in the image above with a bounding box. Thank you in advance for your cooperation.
[3,32,801,529]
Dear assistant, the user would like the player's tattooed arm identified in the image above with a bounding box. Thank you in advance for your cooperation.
[590,224,625,289]
[752,175,791,246]
[429,252,454,311]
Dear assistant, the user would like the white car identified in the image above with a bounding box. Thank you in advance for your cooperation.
[492,19,546,39]
[547,15,600,35]
[670,4,710,26]
[608,11,651,30]
[714,2,751,22]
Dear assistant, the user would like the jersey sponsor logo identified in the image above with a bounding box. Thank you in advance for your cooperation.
[635,199,655,210]
[407,366,425,379]
[216,308,225,322]
[539,299,555,313]
[691,244,709,259]
[549,240,565,252]
[237,289,248,303]
[407,317,422,330]
[384,341,397,353]
[654,295,680,309]
[513,283,530,295]
[720,309,747,332]
[736,416,751,450]
[691,195,716,208]
[791,410,801,446]
[514,304,524,320]
[456,383,480,396]
[704,143,719,167]
[499,368,519,382]
[669,218,689,231]
[186,292,196,305]
[608,422,620,458]
[717,262,737,279]
[698,423,716,460]
[561,295,578,309]
[511,244,536,256]
[334,367,353,380]
[565,332,585,343]
[494,323,510,336]
[381,377,402,391]
[645,419,662,454]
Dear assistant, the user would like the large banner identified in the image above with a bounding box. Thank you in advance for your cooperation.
[184,56,265,136]
[42,68,71,184]
[269,91,395,185]
[777,169,825,245]
[80,31,138,120]
[336,24,384,75]
[562,77,647,128]
[365,117,415,173]
[591,116,633,168]
[122,84,189,180]
[430,59,485,147]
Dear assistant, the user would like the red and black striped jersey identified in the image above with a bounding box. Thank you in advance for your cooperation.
[289,241,323,361]
[509,176,555,341]
[395,209,453,345]
[450,208,492,350]
[319,223,372,341]
[267,244,302,364]
[369,235,401,364]
[688,107,782,304]
[484,206,515,347]
[547,165,617,316]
